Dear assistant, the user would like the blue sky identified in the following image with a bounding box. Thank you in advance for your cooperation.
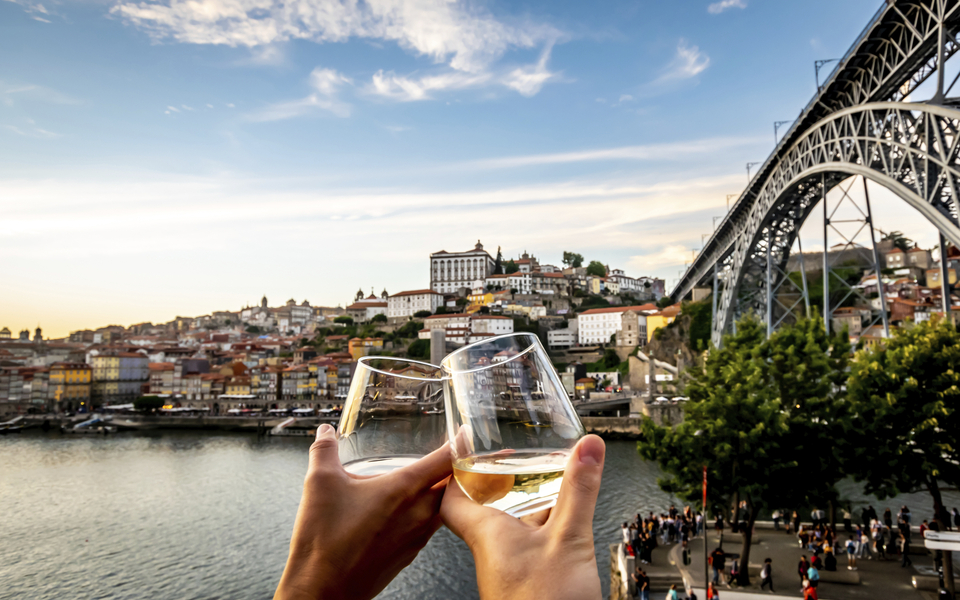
[5,0,931,337]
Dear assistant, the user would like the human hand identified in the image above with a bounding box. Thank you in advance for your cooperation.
[440,435,605,600]
[274,424,452,600]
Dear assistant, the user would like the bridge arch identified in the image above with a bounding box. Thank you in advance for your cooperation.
[714,102,960,345]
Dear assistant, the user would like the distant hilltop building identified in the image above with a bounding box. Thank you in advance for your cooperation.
[430,240,496,295]
[0,327,9,340]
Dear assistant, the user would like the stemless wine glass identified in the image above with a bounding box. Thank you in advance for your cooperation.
[441,333,585,517]
[338,356,448,475]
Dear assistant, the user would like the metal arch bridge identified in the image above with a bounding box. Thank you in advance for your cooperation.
[670,0,960,347]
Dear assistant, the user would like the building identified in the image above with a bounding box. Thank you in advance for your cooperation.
[148,363,176,395]
[387,289,443,319]
[47,362,92,412]
[92,352,149,405]
[577,304,657,345]
[347,337,384,360]
[345,294,388,323]
[547,327,578,349]
[615,310,647,347]
[430,240,496,294]
[644,304,681,343]
[470,315,514,336]
[485,272,532,294]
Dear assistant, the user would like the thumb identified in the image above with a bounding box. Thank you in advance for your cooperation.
[549,435,604,535]
[308,423,342,473]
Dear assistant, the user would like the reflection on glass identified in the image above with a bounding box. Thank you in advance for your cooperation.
[442,333,585,517]
[338,357,447,475]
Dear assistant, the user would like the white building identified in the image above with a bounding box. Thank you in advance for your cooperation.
[388,289,443,319]
[577,305,654,345]
[470,315,514,335]
[430,241,497,294]
[485,272,532,294]
[548,327,577,349]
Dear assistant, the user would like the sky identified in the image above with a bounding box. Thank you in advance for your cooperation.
[2,0,945,338]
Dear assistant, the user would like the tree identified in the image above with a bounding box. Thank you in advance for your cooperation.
[602,349,621,369]
[683,299,712,352]
[639,316,850,585]
[845,317,960,594]
[245,325,261,334]
[371,313,387,323]
[504,260,519,274]
[478,306,490,314]
[406,338,430,359]
[414,310,432,318]
[395,320,422,339]
[585,261,606,277]
[134,396,165,413]
[562,251,584,268]
[881,230,913,252]
[334,316,354,326]
[656,296,673,309]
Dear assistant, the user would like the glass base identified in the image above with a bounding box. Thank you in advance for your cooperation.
[504,493,559,518]
[342,455,422,475]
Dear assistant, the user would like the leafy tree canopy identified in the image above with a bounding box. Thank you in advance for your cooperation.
[406,338,430,359]
[334,316,354,325]
[881,230,914,252]
[504,260,519,274]
[562,251,584,268]
[639,315,850,584]
[371,313,387,323]
[414,310,432,318]
[585,261,607,277]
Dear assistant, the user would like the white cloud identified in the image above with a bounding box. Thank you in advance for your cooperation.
[707,0,746,14]
[3,124,58,138]
[250,67,353,120]
[501,43,558,97]
[4,0,55,21]
[110,0,558,74]
[1,81,79,106]
[368,69,491,101]
[166,105,180,112]
[655,40,710,83]
[466,137,758,169]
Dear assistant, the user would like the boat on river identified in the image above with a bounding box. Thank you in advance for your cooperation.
[269,417,317,437]
[62,415,117,435]
[0,416,25,434]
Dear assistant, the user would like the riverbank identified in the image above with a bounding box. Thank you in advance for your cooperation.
[14,413,337,433]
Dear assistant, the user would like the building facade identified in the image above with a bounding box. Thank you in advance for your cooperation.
[430,241,496,294]
[387,289,442,319]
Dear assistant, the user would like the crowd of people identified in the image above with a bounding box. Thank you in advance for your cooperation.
[622,505,704,600]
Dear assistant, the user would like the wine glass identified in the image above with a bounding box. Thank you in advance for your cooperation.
[338,356,448,475]
[441,333,585,517]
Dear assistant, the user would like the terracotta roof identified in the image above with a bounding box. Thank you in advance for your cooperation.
[579,305,658,316]
[907,247,927,253]
[148,362,175,371]
[470,315,511,320]
[390,289,441,298]
[536,272,566,278]
[576,378,595,383]
[887,247,904,254]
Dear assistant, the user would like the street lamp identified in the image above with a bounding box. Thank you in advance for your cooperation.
[815,59,840,92]
[713,216,723,230]
[726,194,737,209]
[746,162,760,183]
[774,120,792,145]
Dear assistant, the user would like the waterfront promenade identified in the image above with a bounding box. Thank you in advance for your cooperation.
[628,523,949,600]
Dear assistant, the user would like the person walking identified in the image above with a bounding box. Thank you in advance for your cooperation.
[706,582,719,600]
[792,510,801,535]
[760,558,774,592]
[798,555,810,587]
[710,547,726,585]
[883,507,893,529]
[843,508,852,532]
[900,532,912,567]
[666,584,679,600]
[773,509,781,531]
[845,536,858,570]
[807,561,820,590]
[803,579,818,600]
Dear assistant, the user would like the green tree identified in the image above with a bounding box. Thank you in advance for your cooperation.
[656,296,673,309]
[395,320,423,339]
[245,325,261,334]
[504,260,520,274]
[134,396,165,413]
[562,251,584,268]
[406,338,430,359]
[683,299,712,351]
[334,316,354,326]
[881,230,913,252]
[845,317,960,594]
[585,261,606,277]
[371,313,387,323]
[414,310,432,318]
[639,316,850,585]
[602,348,621,369]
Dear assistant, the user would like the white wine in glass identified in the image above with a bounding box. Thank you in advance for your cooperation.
[442,333,585,517]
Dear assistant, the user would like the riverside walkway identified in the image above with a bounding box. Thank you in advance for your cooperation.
[673,524,946,600]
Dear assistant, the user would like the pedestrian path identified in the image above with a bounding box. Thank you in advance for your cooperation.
[673,529,937,600]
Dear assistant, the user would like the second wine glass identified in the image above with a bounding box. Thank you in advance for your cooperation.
[441,333,585,517]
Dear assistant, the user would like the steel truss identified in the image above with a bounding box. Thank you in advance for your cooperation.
[712,102,960,345]
[672,0,960,346]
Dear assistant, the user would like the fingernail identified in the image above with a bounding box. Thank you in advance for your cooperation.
[578,437,603,466]
[317,424,335,440]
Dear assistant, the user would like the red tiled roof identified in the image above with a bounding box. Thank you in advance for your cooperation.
[390,289,441,298]
[579,304,658,316]
[148,362,175,371]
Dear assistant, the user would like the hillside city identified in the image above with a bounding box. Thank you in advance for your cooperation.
[2,234,958,420]
[0,242,673,417]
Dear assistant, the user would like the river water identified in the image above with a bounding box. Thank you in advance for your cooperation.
[1,432,955,600]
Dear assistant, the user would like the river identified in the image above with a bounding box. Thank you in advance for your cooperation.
[1,432,955,599]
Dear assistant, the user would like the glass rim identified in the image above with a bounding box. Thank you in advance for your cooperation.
[357,356,449,381]
[440,332,541,375]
